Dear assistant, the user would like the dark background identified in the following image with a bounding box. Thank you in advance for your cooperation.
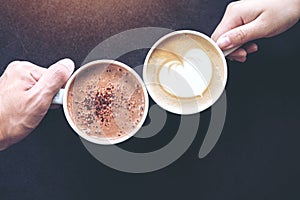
[0,0,299,199]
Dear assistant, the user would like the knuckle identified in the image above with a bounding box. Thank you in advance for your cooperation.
[7,60,20,67]
[50,65,69,81]
[6,61,34,74]
[226,1,239,11]
[51,66,68,82]
[6,61,21,72]
[234,29,248,44]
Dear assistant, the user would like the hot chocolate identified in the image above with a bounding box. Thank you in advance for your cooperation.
[66,61,147,144]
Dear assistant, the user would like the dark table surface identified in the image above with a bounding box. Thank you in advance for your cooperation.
[0,0,300,199]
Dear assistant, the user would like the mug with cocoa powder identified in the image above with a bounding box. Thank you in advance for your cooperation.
[53,60,149,145]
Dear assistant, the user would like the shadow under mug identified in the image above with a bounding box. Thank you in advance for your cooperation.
[52,60,149,145]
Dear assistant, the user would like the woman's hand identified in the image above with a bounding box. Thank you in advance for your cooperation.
[212,0,300,62]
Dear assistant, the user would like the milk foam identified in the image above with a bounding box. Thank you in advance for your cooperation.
[158,48,212,98]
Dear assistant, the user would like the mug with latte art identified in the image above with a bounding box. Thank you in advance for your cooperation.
[143,30,230,115]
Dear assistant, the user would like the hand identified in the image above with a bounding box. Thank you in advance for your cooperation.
[0,58,75,150]
[212,0,300,62]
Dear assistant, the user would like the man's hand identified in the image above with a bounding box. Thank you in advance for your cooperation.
[0,58,74,150]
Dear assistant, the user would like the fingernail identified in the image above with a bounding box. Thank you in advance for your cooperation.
[217,36,231,49]
[56,58,75,72]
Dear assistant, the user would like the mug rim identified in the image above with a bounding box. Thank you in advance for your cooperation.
[143,29,228,115]
[63,59,149,145]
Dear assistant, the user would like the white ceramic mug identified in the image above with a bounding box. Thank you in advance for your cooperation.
[52,60,149,145]
[143,30,236,115]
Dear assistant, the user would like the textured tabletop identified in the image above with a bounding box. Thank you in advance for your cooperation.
[0,1,299,200]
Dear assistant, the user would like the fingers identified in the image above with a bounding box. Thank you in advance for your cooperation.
[4,61,48,90]
[30,67,47,81]
[211,1,255,42]
[245,43,259,54]
[211,1,265,51]
[5,61,46,79]
[227,43,259,62]
[210,0,262,63]
[0,59,75,151]
[216,20,263,50]
[32,58,75,100]
[211,2,245,42]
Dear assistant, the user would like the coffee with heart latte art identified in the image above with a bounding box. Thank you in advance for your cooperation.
[143,31,227,114]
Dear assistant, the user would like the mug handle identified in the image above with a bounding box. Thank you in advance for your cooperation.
[52,89,65,105]
[222,45,241,57]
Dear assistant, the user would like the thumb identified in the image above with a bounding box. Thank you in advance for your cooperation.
[216,20,264,50]
[32,58,75,98]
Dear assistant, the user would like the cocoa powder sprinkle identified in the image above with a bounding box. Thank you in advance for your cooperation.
[94,82,114,127]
